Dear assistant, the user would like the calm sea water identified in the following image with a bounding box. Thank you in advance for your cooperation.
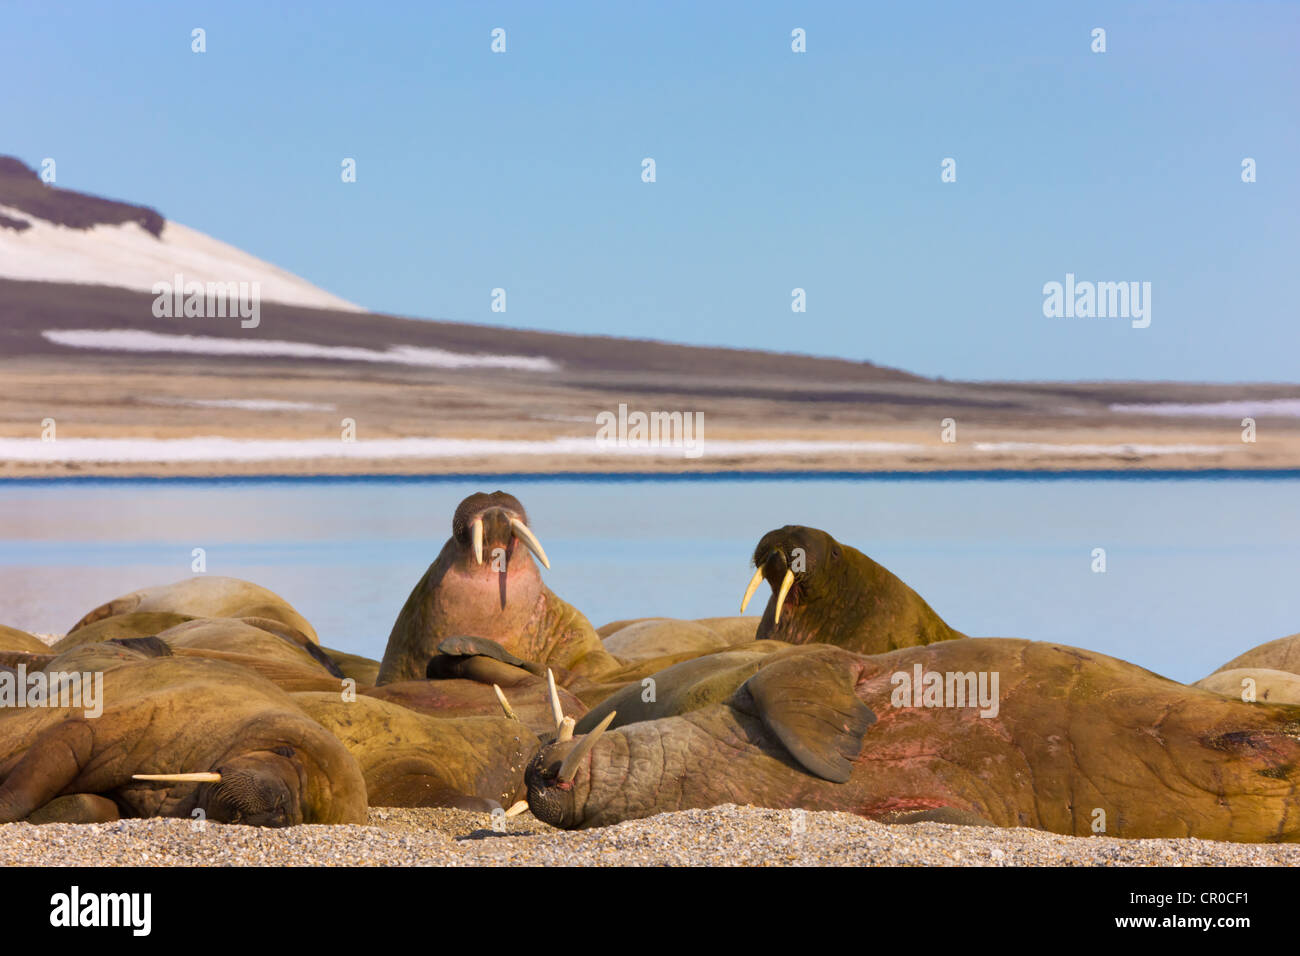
[0,473,1296,684]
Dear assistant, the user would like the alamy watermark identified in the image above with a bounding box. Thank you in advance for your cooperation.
[0,666,104,718]
[151,273,260,328]
[595,403,704,458]
[890,664,999,718]
[1042,273,1150,329]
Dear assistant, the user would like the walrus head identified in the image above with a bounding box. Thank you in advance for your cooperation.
[523,711,617,829]
[451,491,550,571]
[134,747,305,827]
[741,525,963,653]
[742,526,848,641]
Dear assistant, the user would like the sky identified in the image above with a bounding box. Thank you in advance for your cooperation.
[2,1,1297,382]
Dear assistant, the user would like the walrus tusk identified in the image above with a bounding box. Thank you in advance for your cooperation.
[774,569,795,625]
[131,772,222,783]
[504,800,530,818]
[556,716,576,742]
[557,711,616,783]
[509,518,550,570]
[740,567,765,614]
[546,668,564,729]
[472,517,484,565]
[493,684,519,721]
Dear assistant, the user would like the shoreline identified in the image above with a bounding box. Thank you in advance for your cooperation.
[3,466,1300,484]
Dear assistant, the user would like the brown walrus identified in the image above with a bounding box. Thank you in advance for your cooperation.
[292,692,539,811]
[527,638,1300,841]
[377,492,617,685]
[0,654,366,826]
[740,525,963,653]
[65,576,318,645]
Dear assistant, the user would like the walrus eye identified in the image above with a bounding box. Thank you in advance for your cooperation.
[271,745,296,759]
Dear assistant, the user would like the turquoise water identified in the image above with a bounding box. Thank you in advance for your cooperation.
[0,473,1296,684]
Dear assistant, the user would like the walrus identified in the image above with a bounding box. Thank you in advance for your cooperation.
[377,492,618,685]
[1195,668,1300,705]
[1209,631,1300,676]
[0,655,366,826]
[0,625,50,654]
[49,612,197,653]
[66,576,318,645]
[740,525,963,653]
[527,638,1300,841]
[598,617,758,663]
[292,692,540,811]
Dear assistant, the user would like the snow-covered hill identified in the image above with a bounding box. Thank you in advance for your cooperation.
[0,157,362,312]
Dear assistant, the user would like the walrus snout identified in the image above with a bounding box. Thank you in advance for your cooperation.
[450,492,551,570]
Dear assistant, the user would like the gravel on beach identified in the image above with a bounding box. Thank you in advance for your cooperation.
[4,804,1299,867]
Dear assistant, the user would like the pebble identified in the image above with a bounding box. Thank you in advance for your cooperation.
[4,805,1299,866]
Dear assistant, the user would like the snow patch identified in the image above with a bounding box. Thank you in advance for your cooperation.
[0,204,362,312]
[0,437,921,464]
[1109,400,1300,418]
[41,329,558,372]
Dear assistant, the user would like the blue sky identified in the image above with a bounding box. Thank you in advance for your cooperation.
[3,1,1297,382]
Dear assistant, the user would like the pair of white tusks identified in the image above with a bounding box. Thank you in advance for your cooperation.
[494,670,616,785]
[472,516,551,569]
[740,567,795,624]
[132,772,222,783]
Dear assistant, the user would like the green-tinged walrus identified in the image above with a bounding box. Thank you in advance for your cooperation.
[0,656,366,826]
[67,576,318,645]
[527,638,1300,842]
[0,625,50,654]
[1195,668,1300,705]
[292,692,539,811]
[377,492,618,685]
[740,525,963,653]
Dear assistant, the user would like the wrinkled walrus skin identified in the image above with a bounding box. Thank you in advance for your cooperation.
[745,526,963,653]
[378,492,618,685]
[528,639,1300,842]
[293,693,539,811]
[0,656,366,826]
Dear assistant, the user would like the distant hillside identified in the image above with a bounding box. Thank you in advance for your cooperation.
[0,156,360,312]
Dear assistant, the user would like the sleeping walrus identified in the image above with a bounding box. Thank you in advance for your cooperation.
[527,638,1300,842]
[0,653,366,826]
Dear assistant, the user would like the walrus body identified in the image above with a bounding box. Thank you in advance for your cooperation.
[599,617,758,663]
[378,492,617,684]
[0,625,50,654]
[0,655,366,826]
[1196,667,1300,705]
[66,577,318,645]
[293,693,538,810]
[529,639,1300,842]
[743,526,963,653]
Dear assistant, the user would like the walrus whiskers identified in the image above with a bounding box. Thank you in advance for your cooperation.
[509,518,550,569]
[546,668,564,728]
[774,569,795,625]
[557,711,617,783]
[492,683,519,721]
[740,567,765,614]
[131,772,222,783]
[471,517,484,565]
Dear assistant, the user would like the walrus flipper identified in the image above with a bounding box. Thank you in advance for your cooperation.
[0,720,95,823]
[738,652,875,784]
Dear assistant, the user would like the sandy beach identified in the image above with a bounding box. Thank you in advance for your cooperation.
[6,805,1298,867]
